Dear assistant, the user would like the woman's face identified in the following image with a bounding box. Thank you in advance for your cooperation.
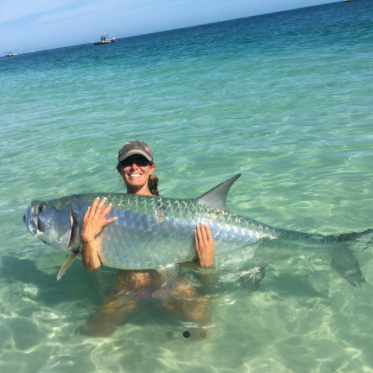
[118,155,156,194]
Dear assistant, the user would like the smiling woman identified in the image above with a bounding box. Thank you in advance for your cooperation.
[79,140,215,337]
[117,141,158,196]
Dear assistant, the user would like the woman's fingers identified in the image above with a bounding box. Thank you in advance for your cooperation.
[200,224,208,244]
[197,223,211,244]
[88,198,109,218]
[84,198,117,227]
[102,202,113,218]
[204,225,212,242]
[197,224,203,248]
[89,197,100,217]
[194,230,200,250]
[83,206,91,220]
[195,223,214,268]
[104,216,118,225]
[100,201,117,225]
[96,197,108,218]
[195,224,213,248]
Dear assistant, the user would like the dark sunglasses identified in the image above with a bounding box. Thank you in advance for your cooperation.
[120,156,151,167]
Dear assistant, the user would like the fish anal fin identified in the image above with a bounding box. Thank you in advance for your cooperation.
[240,266,265,291]
[156,264,180,284]
[57,251,79,281]
[197,174,241,212]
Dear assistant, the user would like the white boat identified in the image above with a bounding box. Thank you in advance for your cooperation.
[92,30,115,45]
[5,52,15,57]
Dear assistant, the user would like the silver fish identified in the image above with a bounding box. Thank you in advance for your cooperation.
[24,174,371,284]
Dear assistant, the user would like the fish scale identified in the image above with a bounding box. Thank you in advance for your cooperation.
[96,190,276,269]
[24,174,371,285]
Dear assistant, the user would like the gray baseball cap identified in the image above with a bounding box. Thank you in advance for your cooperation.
[118,140,153,162]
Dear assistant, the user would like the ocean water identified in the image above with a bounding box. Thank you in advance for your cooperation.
[1,0,373,371]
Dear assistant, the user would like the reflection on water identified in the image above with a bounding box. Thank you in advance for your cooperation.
[2,0,373,371]
[1,229,373,371]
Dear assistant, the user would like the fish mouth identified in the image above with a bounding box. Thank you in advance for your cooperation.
[24,203,38,236]
[67,205,78,251]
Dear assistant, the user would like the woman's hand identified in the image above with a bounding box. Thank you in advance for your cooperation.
[81,197,117,243]
[194,223,214,268]
[81,197,117,272]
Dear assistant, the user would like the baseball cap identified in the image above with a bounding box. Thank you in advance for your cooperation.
[118,140,153,162]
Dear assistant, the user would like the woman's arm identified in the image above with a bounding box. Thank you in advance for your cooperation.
[179,223,215,295]
[81,197,117,272]
[81,240,102,273]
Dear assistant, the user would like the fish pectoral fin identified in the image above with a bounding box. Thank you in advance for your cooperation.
[196,174,241,212]
[155,204,167,222]
[57,251,79,281]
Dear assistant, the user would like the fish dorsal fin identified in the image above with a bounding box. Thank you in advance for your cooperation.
[197,174,241,212]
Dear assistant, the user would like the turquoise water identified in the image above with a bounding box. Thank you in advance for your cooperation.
[1,0,373,371]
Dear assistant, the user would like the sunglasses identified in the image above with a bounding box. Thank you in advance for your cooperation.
[120,156,151,167]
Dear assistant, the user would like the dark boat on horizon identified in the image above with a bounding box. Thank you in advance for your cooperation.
[92,30,115,45]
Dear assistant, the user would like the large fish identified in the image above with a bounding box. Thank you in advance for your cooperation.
[24,174,371,284]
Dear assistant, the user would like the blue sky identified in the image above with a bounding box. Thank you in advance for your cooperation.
[2,0,337,54]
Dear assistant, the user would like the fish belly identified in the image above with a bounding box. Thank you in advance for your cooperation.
[70,197,271,270]
[98,212,197,269]
[97,207,262,269]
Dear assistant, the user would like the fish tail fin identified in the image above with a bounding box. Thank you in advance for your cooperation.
[57,251,79,281]
[331,245,365,287]
[329,228,372,286]
[336,228,373,242]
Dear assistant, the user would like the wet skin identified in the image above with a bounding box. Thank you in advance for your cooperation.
[79,155,214,337]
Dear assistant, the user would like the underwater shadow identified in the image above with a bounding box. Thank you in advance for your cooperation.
[0,254,118,308]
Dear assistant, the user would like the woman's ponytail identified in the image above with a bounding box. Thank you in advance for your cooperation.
[148,174,159,196]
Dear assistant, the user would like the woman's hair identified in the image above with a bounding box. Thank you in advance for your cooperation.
[117,159,159,196]
[148,160,159,196]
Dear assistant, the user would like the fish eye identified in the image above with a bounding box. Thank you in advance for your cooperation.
[38,204,45,213]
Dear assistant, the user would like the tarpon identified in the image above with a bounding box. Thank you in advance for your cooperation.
[24,174,372,285]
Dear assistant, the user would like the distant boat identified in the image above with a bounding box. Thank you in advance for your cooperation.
[92,30,115,45]
[5,52,15,57]
[344,0,356,2]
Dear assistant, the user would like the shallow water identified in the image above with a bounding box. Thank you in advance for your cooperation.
[1,1,373,371]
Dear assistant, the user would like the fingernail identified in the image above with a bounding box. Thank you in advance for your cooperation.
[96,197,100,200]
[109,203,112,206]
[103,197,107,200]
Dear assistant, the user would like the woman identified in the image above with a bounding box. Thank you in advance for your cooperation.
[80,140,214,337]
